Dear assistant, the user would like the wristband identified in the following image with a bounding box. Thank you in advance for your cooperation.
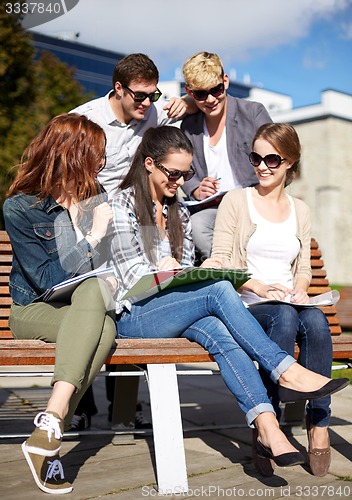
[87,231,101,244]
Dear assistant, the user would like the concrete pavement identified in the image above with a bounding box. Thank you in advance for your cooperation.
[0,362,351,499]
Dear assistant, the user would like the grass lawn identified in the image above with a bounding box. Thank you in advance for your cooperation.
[332,362,352,383]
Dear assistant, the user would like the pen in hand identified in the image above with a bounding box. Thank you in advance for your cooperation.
[213,177,221,191]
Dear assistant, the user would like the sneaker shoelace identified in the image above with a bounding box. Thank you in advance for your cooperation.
[34,412,62,442]
[44,459,65,483]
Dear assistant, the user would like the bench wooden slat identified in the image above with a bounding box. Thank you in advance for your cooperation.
[310,249,322,258]
[335,287,352,330]
[308,286,332,295]
[0,297,12,305]
[311,269,327,278]
[329,326,344,335]
[2,336,351,365]
[310,259,325,268]
[0,338,213,366]
[330,335,352,359]
[0,267,12,275]
[310,278,329,285]
[0,331,12,339]
[327,316,341,326]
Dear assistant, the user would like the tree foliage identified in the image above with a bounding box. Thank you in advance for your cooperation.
[0,2,93,227]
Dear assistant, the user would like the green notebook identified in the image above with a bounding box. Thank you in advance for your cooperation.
[122,267,251,304]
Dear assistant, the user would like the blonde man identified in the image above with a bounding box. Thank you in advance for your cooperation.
[181,52,272,261]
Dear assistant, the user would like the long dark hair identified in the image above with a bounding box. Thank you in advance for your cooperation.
[252,123,301,186]
[7,113,106,202]
[120,126,193,262]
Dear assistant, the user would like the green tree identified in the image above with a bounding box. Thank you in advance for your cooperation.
[0,3,35,131]
[0,3,35,209]
[0,3,93,227]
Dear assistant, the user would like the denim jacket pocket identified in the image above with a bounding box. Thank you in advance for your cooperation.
[33,224,62,255]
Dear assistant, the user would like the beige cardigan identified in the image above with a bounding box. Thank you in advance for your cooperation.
[211,188,312,285]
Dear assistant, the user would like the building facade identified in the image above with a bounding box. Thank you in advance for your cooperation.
[31,32,124,96]
[270,90,352,285]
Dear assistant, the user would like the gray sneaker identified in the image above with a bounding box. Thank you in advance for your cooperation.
[25,411,63,457]
[22,443,72,494]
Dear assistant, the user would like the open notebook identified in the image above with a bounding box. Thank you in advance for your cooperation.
[246,290,340,308]
[42,267,114,302]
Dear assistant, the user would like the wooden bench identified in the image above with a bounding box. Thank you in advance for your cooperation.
[1,230,351,493]
[336,287,352,331]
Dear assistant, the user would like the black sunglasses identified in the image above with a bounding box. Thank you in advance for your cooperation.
[249,152,286,169]
[153,159,195,182]
[123,85,162,103]
[190,82,225,101]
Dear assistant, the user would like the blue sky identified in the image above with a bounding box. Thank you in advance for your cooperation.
[30,0,352,108]
[228,9,352,107]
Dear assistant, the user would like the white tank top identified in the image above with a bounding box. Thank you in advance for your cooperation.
[241,187,300,305]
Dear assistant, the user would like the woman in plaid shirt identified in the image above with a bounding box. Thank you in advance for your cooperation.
[108,125,348,472]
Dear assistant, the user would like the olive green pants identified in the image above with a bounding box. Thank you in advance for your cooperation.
[9,278,116,428]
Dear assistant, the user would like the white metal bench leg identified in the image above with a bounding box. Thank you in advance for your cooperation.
[147,363,188,494]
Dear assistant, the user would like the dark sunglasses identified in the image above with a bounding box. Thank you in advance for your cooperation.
[153,159,195,182]
[190,82,225,101]
[249,152,286,169]
[123,85,162,103]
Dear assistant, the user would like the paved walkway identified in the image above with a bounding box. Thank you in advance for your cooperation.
[0,363,351,499]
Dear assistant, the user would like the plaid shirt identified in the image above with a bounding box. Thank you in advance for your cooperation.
[110,187,195,313]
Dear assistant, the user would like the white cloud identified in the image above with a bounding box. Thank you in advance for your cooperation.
[341,21,352,39]
[303,45,330,70]
[32,0,350,73]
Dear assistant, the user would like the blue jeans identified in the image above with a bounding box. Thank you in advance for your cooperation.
[249,303,333,427]
[117,280,295,426]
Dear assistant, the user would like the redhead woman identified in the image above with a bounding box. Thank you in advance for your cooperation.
[3,113,117,494]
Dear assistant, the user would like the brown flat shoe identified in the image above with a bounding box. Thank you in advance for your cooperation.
[306,416,331,476]
[251,429,275,477]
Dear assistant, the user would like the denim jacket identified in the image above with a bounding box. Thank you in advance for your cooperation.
[3,192,110,306]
